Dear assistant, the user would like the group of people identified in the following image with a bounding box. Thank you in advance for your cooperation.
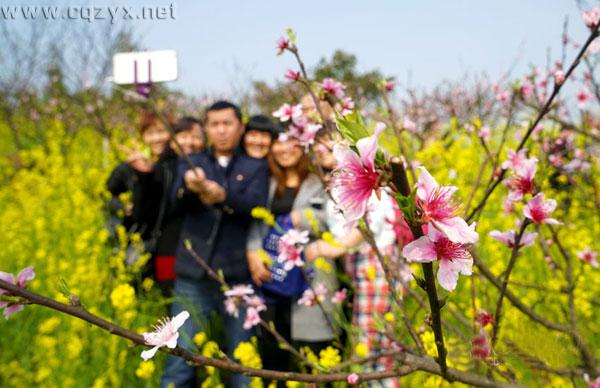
[107,97,412,388]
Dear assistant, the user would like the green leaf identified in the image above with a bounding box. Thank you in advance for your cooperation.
[393,190,417,222]
[285,28,296,46]
[336,112,370,144]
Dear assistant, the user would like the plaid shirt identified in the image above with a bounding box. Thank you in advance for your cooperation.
[345,249,400,388]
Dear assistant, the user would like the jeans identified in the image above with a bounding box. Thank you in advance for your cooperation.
[161,277,254,388]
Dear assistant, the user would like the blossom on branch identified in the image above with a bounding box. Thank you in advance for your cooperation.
[582,8,600,29]
[330,125,384,231]
[416,167,479,244]
[243,295,266,330]
[140,311,190,361]
[523,193,561,225]
[284,69,301,82]
[504,158,538,201]
[272,103,302,122]
[0,266,35,319]
[489,229,537,248]
[336,97,355,116]
[278,229,309,271]
[276,36,290,55]
[320,78,346,99]
[297,283,327,307]
[577,247,599,268]
[502,149,529,170]
[471,329,491,360]
[402,226,474,291]
[331,288,347,304]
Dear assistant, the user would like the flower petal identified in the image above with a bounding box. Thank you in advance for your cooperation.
[0,271,15,286]
[402,236,437,263]
[437,259,459,291]
[141,346,160,361]
[3,304,24,319]
[433,217,479,244]
[165,333,179,349]
[17,266,35,287]
[355,125,383,171]
[416,167,439,201]
[171,310,190,330]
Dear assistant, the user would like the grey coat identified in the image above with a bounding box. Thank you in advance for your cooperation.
[247,173,339,341]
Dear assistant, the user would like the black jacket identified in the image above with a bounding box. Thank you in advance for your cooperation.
[106,162,136,232]
[134,148,185,254]
[175,147,269,283]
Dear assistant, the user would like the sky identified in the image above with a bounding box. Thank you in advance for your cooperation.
[129,0,594,97]
[2,0,597,97]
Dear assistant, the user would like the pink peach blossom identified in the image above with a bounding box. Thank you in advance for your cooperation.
[0,266,35,319]
[141,311,190,360]
[331,288,347,304]
[243,307,262,330]
[554,70,565,85]
[276,37,289,55]
[582,8,600,29]
[224,284,254,298]
[489,230,537,248]
[278,229,309,271]
[347,373,359,384]
[475,310,494,327]
[284,69,300,82]
[471,329,491,360]
[505,157,538,201]
[224,297,240,318]
[523,193,561,225]
[402,226,473,291]
[576,89,592,109]
[501,149,529,170]
[577,247,598,268]
[416,167,479,244]
[272,103,302,122]
[336,97,355,116]
[320,78,346,99]
[330,126,384,231]
[297,283,327,307]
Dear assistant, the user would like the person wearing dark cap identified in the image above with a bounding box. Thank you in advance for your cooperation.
[243,114,278,159]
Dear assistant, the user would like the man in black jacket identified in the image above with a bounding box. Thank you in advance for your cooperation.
[162,101,269,388]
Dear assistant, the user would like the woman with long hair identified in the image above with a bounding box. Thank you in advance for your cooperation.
[246,134,337,382]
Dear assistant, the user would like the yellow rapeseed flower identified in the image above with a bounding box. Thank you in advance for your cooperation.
[251,207,275,226]
[194,332,207,348]
[355,342,369,358]
[314,257,332,273]
[135,360,155,379]
[318,346,341,369]
[109,284,136,311]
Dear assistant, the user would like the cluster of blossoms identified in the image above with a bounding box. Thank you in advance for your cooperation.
[272,103,322,148]
[502,149,537,202]
[542,131,591,174]
[277,229,310,271]
[0,266,35,319]
[223,285,266,330]
[297,283,347,307]
[319,78,355,117]
[327,120,479,291]
[402,168,479,291]
[471,310,494,360]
